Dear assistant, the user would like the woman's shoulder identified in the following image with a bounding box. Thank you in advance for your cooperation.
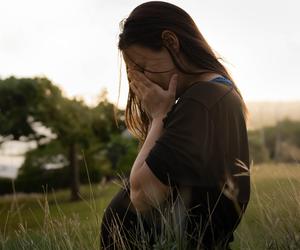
[180,79,235,110]
[163,77,244,127]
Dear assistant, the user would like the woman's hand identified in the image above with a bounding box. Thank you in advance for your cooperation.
[128,69,178,120]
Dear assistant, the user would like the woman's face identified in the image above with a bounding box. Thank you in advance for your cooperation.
[122,44,177,90]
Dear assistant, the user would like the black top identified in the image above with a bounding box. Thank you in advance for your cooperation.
[143,77,251,247]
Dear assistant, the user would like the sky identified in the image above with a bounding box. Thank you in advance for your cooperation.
[0,0,300,110]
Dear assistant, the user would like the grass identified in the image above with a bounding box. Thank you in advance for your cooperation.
[0,181,120,249]
[0,163,300,249]
[231,163,300,249]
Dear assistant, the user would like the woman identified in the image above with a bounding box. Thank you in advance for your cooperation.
[100,1,250,249]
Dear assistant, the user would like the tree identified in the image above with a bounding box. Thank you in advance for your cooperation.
[0,76,136,199]
[0,76,93,200]
[0,76,57,145]
[44,97,94,200]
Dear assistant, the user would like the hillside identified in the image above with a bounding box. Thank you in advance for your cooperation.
[246,101,300,130]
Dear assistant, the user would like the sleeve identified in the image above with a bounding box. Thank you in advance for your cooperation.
[145,97,214,187]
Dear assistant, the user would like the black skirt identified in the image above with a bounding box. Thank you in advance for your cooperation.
[100,179,155,250]
[100,178,247,250]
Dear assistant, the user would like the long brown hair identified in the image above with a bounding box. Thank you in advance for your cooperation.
[115,1,248,148]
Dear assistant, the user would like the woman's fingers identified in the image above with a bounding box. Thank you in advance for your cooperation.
[132,71,152,88]
[128,70,149,97]
[126,68,179,120]
[128,69,151,89]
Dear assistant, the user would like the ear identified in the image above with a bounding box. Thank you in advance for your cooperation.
[161,30,180,53]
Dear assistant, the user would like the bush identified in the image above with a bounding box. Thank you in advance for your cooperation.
[0,178,15,195]
[248,130,270,164]
[0,138,105,194]
[248,119,300,163]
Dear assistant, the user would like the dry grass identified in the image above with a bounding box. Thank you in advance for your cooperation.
[0,163,299,249]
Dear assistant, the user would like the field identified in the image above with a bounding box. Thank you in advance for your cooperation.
[0,163,300,249]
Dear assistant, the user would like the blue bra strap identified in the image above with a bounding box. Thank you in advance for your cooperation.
[210,76,232,86]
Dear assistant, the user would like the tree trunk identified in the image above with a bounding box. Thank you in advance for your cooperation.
[69,142,80,201]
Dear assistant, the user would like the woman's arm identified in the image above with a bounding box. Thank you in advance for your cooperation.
[129,116,170,214]
[126,69,178,214]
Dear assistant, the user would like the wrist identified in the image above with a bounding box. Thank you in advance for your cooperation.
[152,114,166,123]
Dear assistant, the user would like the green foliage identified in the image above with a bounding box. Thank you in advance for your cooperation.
[15,139,69,193]
[248,130,270,164]
[0,76,136,196]
[20,139,68,172]
[0,76,62,143]
[0,77,118,195]
[264,119,300,161]
[91,99,126,143]
[0,178,15,195]
[0,75,97,146]
[106,133,139,177]
[248,119,300,163]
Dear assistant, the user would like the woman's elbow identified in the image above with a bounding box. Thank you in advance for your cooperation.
[130,189,150,213]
